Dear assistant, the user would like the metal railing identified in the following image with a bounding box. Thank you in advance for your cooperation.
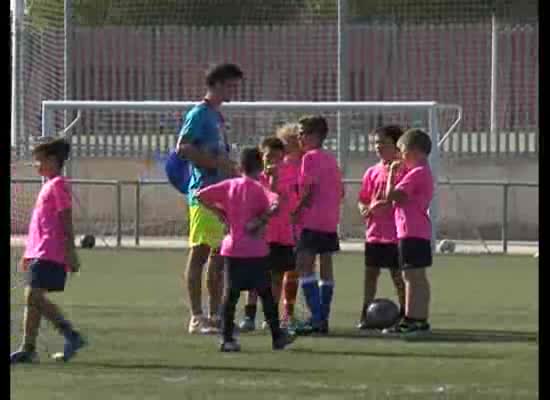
[11,178,538,253]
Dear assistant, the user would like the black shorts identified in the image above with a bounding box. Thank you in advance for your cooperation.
[297,229,340,255]
[25,259,67,292]
[268,244,296,273]
[364,243,399,269]
[224,257,271,291]
[398,238,433,270]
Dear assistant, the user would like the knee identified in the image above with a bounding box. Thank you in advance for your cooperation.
[25,287,44,308]
[402,269,428,286]
[365,268,381,281]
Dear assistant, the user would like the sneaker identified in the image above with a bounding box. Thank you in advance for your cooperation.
[188,315,207,334]
[220,340,241,352]
[238,317,256,332]
[319,320,329,335]
[10,348,39,364]
[261,320,269,330]
[52,331,87,362]
[272,331,296,350]
[200,316,221,335]
[281,317,298,333]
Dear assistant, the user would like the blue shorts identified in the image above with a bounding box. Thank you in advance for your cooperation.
[25,259,67,292]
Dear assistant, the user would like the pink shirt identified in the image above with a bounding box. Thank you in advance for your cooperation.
[197,176,277,258]
[24,176,71,270]
[394,161,434,240]
[298,149,343,233]
[284,156,303,238]
[260,161,297,246]
[359,162,404,244]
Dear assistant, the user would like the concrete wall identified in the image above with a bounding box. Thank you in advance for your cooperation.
[12,156,538,240]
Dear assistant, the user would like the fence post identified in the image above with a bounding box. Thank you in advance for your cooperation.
[116,181,122,248]
[502,183,509,253]
[134,181,141,246]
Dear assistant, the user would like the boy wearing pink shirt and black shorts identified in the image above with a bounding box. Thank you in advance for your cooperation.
[197,147,296,351]
[239,137,299,332]
[292,116,343,335]
[356,126,406,330]
[384,128,434,335]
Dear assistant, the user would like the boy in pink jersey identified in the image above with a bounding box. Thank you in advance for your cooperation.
[356,126,406,331]
[11,138,86,364]
[196,147,295,352]
[276,123,303,328]
[239,137,298,332]
[292,116,343,335]
[384,128,434,335]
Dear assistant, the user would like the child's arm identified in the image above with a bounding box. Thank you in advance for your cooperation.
[385,161,408,204]
[196,182,230,224]
[245,199,280,236]
[61,208,80,273]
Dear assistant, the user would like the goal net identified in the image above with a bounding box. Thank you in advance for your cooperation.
[39,100,461,244]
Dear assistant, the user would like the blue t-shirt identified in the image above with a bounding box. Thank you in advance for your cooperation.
[178,102,230,205]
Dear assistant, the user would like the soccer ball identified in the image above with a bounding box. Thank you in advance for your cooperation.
[438,239,456,254]
[365,298,401,329]
[80,234,96,249]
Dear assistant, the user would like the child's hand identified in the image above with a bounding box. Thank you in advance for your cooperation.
[19,258,30,272]
[366,199,390,217]
[245,218,265,238]
[264,163,277,177]
[389,160,403,173]
[358,203,370,218]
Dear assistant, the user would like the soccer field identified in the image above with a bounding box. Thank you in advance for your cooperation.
[10,250,538,400]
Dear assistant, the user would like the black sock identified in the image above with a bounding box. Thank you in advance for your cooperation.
[222,288,241,342]
[404,316,427,324]
[244,304,257,320]
[257,287,282,341]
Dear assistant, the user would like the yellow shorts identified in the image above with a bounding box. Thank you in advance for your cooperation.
[188,204,225,249]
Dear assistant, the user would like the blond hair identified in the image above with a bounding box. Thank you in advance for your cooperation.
[275,122,300,144]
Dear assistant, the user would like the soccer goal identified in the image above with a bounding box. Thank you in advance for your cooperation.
[39,100,462,246]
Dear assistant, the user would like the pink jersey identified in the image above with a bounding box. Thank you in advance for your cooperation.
[394,160,434,240]
[298,149,343,233]
[260,161,298,246]
[284,156,303,238]
[197,176,278,258]
[359,161,404,244]
[24,176,72,270]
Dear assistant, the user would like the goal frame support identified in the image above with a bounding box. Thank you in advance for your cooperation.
[42,100,462,247]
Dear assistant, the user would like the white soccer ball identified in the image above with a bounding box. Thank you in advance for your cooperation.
[438,239,456,254]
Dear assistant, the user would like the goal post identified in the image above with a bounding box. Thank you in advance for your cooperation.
[41,100,462,247]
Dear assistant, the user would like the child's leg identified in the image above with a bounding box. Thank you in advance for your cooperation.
[206,248,224,321]
[402,268,430,321]
[319,253,335,322]
[271,270,285,306]
[20,287,43,352]
[360,267,381,320]
[244,290,259,320]
[256,285,282,340]
[389,268,406,316]
[39,295,76,339]
[282,270,299,319]
[221,286,241,342]
[297,250,322,324]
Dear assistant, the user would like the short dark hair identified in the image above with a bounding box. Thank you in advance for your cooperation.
[205,63,244,87]
[397,128,432,155]
[32,137,71,168]
[240,146,263,175]
[260,136,285,152]
[299,115,329,142]
[373,125,404,145]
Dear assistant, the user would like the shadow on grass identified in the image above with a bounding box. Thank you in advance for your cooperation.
[322,328,538,343]
[65,361,322,375]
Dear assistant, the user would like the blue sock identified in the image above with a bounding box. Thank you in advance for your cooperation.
[319,281,334,322]
[300,275,322,324]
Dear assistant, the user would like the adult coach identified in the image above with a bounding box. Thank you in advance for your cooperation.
[177,63,243,334]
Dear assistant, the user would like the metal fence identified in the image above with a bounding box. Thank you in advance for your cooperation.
[10,178,538,253]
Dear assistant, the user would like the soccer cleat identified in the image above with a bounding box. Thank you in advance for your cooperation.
[200,316,221,335]
[10,349,39,365]
[272,331,296,350]
[281,316,298,334]
[238,317,256,332]
[382,320,431,336]
[319,320,329,335]
[52,331,87,362]
[293,319,321,336]
[188,315,207,334]
[261,320,269,330]
[220,340,241,352]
